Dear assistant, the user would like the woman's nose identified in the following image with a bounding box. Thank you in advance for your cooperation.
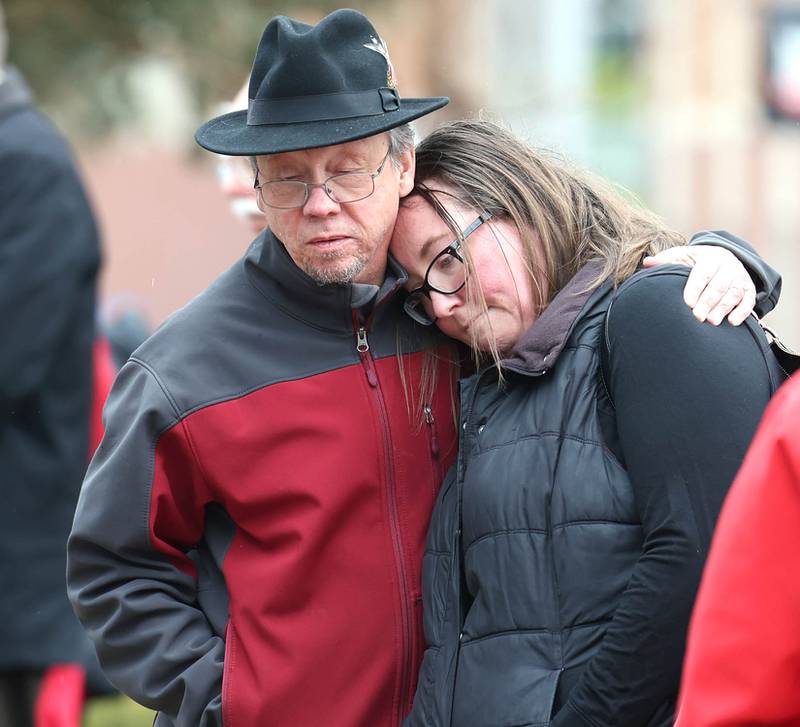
[428,289,462,321]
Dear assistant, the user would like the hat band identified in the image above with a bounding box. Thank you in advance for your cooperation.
[247,87,400,126]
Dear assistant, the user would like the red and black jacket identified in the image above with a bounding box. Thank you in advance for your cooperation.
[67,230,457,727]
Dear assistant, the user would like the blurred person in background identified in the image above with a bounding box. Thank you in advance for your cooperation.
[97,293,152,370]
[89,295,152,455]
[66,9,778,727]
[675,369,800,727]
[0,2,101,726]
[390,120,787,727]
[213,79,266,236]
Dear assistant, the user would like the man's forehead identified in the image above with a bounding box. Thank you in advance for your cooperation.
[258,133,388,168]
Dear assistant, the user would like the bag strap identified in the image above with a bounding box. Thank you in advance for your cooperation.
[759,320,800,379]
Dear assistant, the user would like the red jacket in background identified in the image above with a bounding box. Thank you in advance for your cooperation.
[676,371,800,727]
[89,335,116,457]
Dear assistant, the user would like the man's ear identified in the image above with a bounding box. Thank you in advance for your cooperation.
[398,146,415,198]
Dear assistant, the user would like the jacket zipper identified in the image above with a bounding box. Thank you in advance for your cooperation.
[353,314,413,724]
[422,404,441,499]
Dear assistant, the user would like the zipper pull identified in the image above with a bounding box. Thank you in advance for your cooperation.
[356,327,369,353]
[356,326,378,386]
[423,404,440,457]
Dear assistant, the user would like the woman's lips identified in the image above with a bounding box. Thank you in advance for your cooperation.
[461,311,487,331]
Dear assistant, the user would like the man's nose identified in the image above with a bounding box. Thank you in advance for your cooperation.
[429,290,462,321]
[302,184,340,217]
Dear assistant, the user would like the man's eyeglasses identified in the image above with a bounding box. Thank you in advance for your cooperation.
[403,211,493,326]
[254,147,392,210]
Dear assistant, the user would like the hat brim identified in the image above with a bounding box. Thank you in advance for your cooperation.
[195,97,448,156]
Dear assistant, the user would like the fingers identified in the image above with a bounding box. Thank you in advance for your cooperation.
[643,248,696,269]
[645,244,757,325]
[683,259,720,312]
[705,281,747,325]
[726,285,757,326]
[685,246,757,325]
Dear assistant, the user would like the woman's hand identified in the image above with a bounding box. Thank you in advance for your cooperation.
[643,245,756,326]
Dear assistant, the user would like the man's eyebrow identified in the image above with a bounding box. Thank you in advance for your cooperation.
[265,153,368,180]
[329,150,371,168]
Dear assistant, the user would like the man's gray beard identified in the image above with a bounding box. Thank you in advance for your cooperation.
[303,252,369,286]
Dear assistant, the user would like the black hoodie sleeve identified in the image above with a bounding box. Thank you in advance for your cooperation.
[551,268,776,727]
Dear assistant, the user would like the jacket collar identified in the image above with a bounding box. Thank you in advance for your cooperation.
[244,228,406,332]
[501,259,607,375]
[0,67,33,122]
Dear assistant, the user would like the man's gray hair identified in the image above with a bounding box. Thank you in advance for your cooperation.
[387,123,415,169]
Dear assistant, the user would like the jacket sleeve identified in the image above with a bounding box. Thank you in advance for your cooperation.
[551,270,776,727]
[675,373,800,727]
[67,359,224,726]
[687,229,781,317]
[0,148,99,399]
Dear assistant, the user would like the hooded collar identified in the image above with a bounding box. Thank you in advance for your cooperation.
[501,259,607,375]
[0,67,33,122]
[244,228,406,332]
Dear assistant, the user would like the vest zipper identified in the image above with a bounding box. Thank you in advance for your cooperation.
[448,366,507,724]
[447,374,483,726]
[352,313,413,724]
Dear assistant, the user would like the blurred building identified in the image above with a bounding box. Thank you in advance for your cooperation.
[644,0,800,347]
[418,0,800,346]
[74,0,799,347]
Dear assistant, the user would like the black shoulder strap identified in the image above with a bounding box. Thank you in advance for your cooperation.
[599,298,616,410]
[759,321,800,382]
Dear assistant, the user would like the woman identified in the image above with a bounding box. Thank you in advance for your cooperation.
[390,120,787,727]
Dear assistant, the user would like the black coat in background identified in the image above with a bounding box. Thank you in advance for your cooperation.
[0,67,101,669]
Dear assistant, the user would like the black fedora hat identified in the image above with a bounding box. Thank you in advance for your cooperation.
[195,9,449,156]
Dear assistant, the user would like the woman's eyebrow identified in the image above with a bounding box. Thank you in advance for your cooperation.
[419,231,453,260]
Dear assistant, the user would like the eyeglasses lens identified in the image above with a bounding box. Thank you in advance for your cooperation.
[260,173,376,209]
[427,251,465,294]
[403,292,436,326]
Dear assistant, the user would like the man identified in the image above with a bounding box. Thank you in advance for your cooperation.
[0,2,101,725]
[68,10,456,727]
[66,8,780,727]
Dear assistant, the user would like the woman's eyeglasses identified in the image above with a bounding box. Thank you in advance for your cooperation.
[403,211,493,326]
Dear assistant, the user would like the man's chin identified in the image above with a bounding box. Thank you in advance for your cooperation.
[303,257,367,286]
